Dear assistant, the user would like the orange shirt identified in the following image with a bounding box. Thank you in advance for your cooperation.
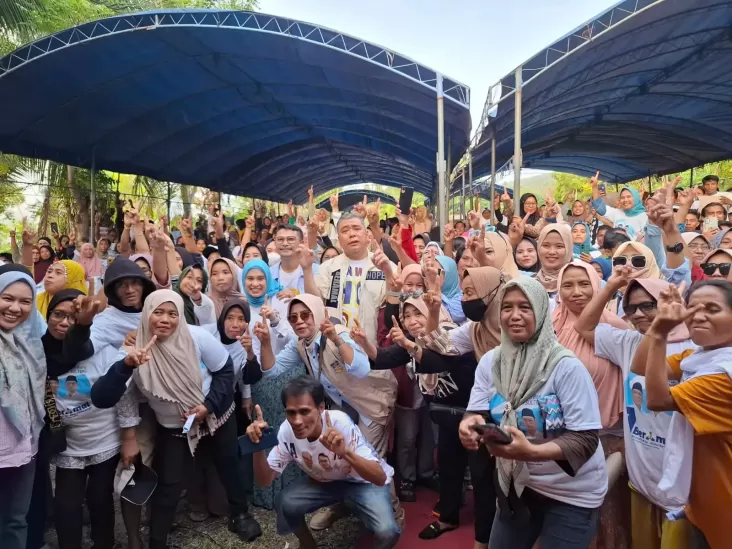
[667,352,732,549]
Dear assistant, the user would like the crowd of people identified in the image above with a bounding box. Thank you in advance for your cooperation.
[1,173,731,549]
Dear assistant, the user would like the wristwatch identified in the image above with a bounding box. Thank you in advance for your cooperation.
[408,344,420,357]
[665,242,684,254]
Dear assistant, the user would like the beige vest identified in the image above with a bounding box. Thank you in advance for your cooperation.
[296,326,397,425]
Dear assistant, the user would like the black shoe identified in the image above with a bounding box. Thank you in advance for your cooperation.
[228,512,262,542]
[398,480,416,502]
[418,472,440,493]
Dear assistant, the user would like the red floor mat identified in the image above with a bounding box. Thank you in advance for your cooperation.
[358,488,476,548]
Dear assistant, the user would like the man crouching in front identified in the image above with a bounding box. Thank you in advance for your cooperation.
[247,376,400,549]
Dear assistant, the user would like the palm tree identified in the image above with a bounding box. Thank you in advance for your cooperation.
[0,0,44,38]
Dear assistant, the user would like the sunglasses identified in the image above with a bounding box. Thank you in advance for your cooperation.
[287,311,313,324]
[612,255,647,269]
[624,301,656,316]
[700,262,732,277]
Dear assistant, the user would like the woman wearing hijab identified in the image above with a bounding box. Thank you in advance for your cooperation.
[26,290,96,549]
[576,273,695,549]
[460,277,607,548]
[93,290,262,547]
[699,247,732,282]
[592,186,649,237]
[610,241,665,315]
[33,245,56,284]
[422,241,444,263]
[240,259,298,509]
[554,261,631,549]
[571,221,593,259]
[535,224,573,297]
[590,257,612,281]
[481,232,520,279]
[78,242,104,281]
[240,241,269,267]
[565,200,588,225]
[710,226,732,250]
[0,265,48,549]
[517,193,544,239]
[434,256,466,324]
[630,281,732,549]
[355,290,493,544]
[174,264,216,329]
[207,257,245,317]
[36,259,88,318]
[320,246,340,263]
[514,236,540,273]
[681,233,710,282]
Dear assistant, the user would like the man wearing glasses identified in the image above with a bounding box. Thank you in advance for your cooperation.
[270,224,319,300]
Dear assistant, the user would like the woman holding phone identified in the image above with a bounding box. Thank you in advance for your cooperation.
[459,277,607,549]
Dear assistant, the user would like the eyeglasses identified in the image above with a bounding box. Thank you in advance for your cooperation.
[50,310,77,323]
[624,301,656,316]
[701,262,732,276]
[612,255,647,269]
[287,311,313,324]
[688,244,711,252]
[275,237,298,244]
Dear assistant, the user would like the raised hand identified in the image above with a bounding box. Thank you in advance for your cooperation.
[123,336,157,368]
[349,318,368,348]
[649,203,676,233]
[677,188,694,208]
[650,285,702,337]
[179,216,193,237]
[389,316,408,348]
[239,325,254,357]
[366,198,381,227]
[467,210,481,230]
[253,320,270,344]
[22,227,37,246]
[124,330,137,347]
[607,264,633,289]
[319,411,347,457]
[422,288,442,318]
[443,223,456,242]
[353,195,367,219]
[296,243,316,270]
[329,192,339,212]
[276,288,298,303]
[246,404,269,443]
[468,224,488,265]
[372,246,392,276]
[508,216,526,241]
[149,228,168,251]
[308,185,314,200]
[245,215,255,229]
[589,170,600,189]
[259,302,279,324]
[423,258,441,292]
[320,318,338,342]
[73,295,103,326]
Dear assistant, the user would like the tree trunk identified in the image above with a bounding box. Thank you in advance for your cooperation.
[66,165,90,239]
[181,184,193,218]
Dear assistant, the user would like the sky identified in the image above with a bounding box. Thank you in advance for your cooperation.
[258,0,617,129]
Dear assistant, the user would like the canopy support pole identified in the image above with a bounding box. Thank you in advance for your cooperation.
[166,182,172,221]
[460,168,466,218]
[468,150,473,209]
[90,149,96,243]
[490,133,496,223]
[690,167,694,189]
[648,173,652,193]
[436,74,447,233]
[513,67,523,205]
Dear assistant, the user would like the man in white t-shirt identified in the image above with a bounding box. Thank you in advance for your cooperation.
[270,224,319,300]
[247,377,400,549]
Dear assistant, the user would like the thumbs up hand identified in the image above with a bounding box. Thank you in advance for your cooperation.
[319,411,347,457]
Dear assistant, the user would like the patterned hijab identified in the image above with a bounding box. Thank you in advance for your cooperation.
[492,277,574,497]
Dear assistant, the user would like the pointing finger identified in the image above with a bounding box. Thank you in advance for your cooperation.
[391,315,399,326]
[143,335,158,353]
[255,404,263,422]
[325,410,332,428]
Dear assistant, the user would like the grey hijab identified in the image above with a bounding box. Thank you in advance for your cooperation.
[491,276,574,497]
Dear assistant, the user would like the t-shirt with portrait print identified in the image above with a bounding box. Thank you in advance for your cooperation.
[266,410,393,484]
[467,351,607,509]
[340,259,367,328]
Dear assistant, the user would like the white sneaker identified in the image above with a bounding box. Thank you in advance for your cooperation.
[309,503,349,530]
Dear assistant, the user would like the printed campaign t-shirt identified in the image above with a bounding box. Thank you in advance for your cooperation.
[266,410,393,484]
[341,259,367,328]
[594,324,696,510]
[467,351,608,509]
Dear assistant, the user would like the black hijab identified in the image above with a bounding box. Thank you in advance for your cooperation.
[514,236,540,273]
[217,298,251,345]
[175,246,197,269]
[519,193,542,226]
[103,258,156,313]
[46,289,85,321]
[242,242,268,266]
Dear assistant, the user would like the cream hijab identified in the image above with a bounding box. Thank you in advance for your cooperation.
[484,232,520,279]
[612,241,661,280]
[207,257,246,316]
[536,224,573,293]
[132,290,215,454]
[465,266,504,359]
[492,277,574,497]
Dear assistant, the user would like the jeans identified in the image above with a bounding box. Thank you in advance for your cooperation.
[276,477,400,549]
[394,405,434,483]
[150,414,248,549]
[0,459,36,549]
[54,454,119,549]
[488,488,599,549]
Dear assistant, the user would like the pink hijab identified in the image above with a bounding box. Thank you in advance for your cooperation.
[622,279,690,343]
[553,261,628,429]
[78,242,103,279]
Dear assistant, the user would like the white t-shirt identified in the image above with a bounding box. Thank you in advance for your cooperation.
[467,351,608,509]
[277,264,302,292]
[124,325,230,428]
[266,410,393,484]
[341,259,368,328]
[601,206,648,239]
[594,324,696,510]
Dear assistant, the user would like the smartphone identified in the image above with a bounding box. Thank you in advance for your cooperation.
[50,222,59,234]
[399,187,414,214]
[704,217,719,232]
[237,428,279,456]
[598,183,606,195]
[470,423,513,445]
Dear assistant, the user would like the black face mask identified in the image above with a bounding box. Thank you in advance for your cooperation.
[462,298,488,322]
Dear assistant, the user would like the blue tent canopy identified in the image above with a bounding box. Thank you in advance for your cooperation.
[0,9,470,202]
[471,0,732,184]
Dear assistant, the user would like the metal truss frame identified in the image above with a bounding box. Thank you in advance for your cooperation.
[0,9,470,109]
[471,0,662,148]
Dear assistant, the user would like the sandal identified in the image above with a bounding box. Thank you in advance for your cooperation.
[418,521,458,540]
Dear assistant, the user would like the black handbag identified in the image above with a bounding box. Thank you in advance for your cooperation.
[44,379,67,454]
